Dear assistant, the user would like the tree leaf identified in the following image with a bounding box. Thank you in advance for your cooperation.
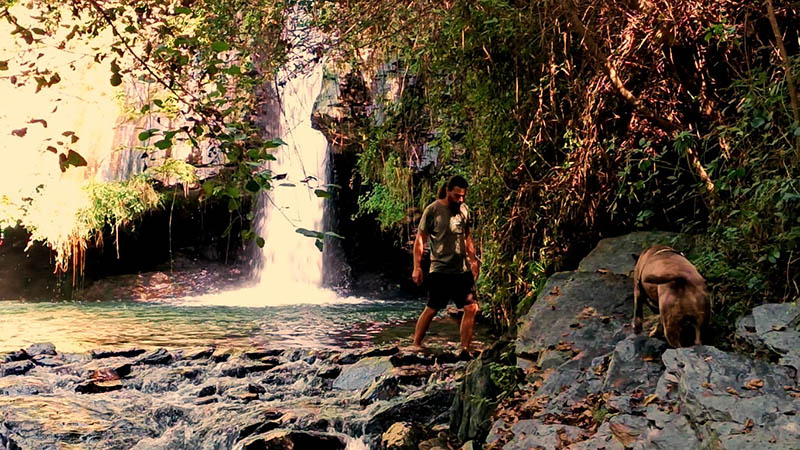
[245,179,261,193]
[0,60,8,70]
[211,41,229,52]
[314,189,331,198]
[11,128,27,137]
[154,139,172,149]
[264,138,287,148]
[28,119,47,128]
[315,239,324,252]
[324,231,344,240]
[296,228,323,239]
[255,236,265,248]
[174,6,192,15]
[110,73,122,86]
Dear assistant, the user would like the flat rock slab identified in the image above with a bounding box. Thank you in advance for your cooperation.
[577,231,689,276]
[659,346,799,427]
[516,271,631,366]
[501,420,584,449]
[333,356,393,391]
[0,360,35,377]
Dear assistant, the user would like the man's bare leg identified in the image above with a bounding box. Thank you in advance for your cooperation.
[460,300,478,351]
[413,306,437,349]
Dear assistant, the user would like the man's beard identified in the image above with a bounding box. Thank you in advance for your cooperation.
[449,201,462,214]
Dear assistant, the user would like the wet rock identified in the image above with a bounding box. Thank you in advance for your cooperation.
[89,364,131,381]
[359,375,399,405]
[500,420,585,449]
[135,348,173,365]
[236,411,284,441]
[248,383,266,394]
[390,351,434,367]
[316,366,341,379]
[185,347,216,360]
[1,350,28,363]
[361,382,456,436]
[380,422,428,450]
[516,271,630,369]
[75,379,123,394]
[332,356,393,390]
[213,351,232,363]
[90,348,146,359]
[451,341,519,442]
[394,365,434,386]
[0,360,35,377]
[238,429,346,450]
[336,346,400,365]
[195,396,219,405]
[25,343,56,358]
[198,385,216,397]
[245,349,284,359]
[31,354,64,367]
[222,362,280,378]
[577,231,686,276]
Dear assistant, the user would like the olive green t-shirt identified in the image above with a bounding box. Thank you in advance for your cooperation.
[419,200,471,274]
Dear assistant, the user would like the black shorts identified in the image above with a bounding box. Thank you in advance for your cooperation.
[425,272,476,311]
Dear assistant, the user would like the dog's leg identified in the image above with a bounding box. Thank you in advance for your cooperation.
[633,281,643,333]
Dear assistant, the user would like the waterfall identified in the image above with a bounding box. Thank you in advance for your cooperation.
[251,59,331,299]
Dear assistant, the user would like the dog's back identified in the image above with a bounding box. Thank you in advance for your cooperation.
[634,245,710,347]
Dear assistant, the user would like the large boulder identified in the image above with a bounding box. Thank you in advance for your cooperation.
[332,357,393,391]
[577,231,690,276]
[516,271,631,368]
[450,341,519,442]
[236,429,346,450]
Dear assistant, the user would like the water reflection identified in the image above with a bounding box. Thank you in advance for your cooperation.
[0,298,422,353]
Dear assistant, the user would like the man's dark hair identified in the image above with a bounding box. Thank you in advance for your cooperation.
[438,175,469,199]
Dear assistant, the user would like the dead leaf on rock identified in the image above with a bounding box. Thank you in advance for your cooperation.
[642,355,658,362]
[744,379,764,390]
[609,422,640,447]
[743,418,754,433]
[704,356,713,362]
[702,382,714,389]
[596,268,610,274]
[551,286,561,296]
[643,393,659,406]
[726,387,740,396]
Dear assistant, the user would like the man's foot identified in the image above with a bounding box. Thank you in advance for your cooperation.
[457,348,477,361]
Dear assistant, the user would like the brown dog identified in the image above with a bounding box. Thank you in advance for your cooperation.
[632,245,710,347]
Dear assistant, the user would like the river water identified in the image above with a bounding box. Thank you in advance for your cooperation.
[0,298,428,354]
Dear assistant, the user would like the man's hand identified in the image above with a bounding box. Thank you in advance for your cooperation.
[412,267,424,286]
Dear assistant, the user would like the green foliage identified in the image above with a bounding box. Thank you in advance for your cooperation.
[488,362,520,397]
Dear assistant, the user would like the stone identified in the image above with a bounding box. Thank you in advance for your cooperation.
[451,341,519,442]
[390,351,434,367]
[752,303,800,335]
[221,362,280,378]
[316,366,341,379]
[31,355,63,367]
[90,348,146,359]
[332,357,393,390]
[185,347,216,360]
[238,429,346,450]
[565,422,625,450]
[198,385,216,397]
[24,343,56,357]
[516,271,631,368]
[577,231,687,276]
[0,360,34,377]
[0,350,28,363]
[359,375,399,405]
[602,335,668,393]
[660,346,798,427]
[135,348,173,365]
[501,420,584,449]
[75,380,123,394]
[380,422,428,450]
[245,349,284,359]
[361,382,456,436]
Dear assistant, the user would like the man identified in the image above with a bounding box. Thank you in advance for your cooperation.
[412,175,480,353]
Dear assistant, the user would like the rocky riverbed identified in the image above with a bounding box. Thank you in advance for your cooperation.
[0,341,480,449]
[3,231,798,450]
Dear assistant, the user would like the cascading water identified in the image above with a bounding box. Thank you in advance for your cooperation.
[251,59,329,297]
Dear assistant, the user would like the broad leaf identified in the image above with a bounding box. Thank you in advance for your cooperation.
[211,41,229,52]
[66,150,87,167]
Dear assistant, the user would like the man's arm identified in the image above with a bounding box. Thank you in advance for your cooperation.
[465,231,480,280]
[412,229,428,285]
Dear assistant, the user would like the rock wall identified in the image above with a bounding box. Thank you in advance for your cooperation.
[471,231,800,449]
